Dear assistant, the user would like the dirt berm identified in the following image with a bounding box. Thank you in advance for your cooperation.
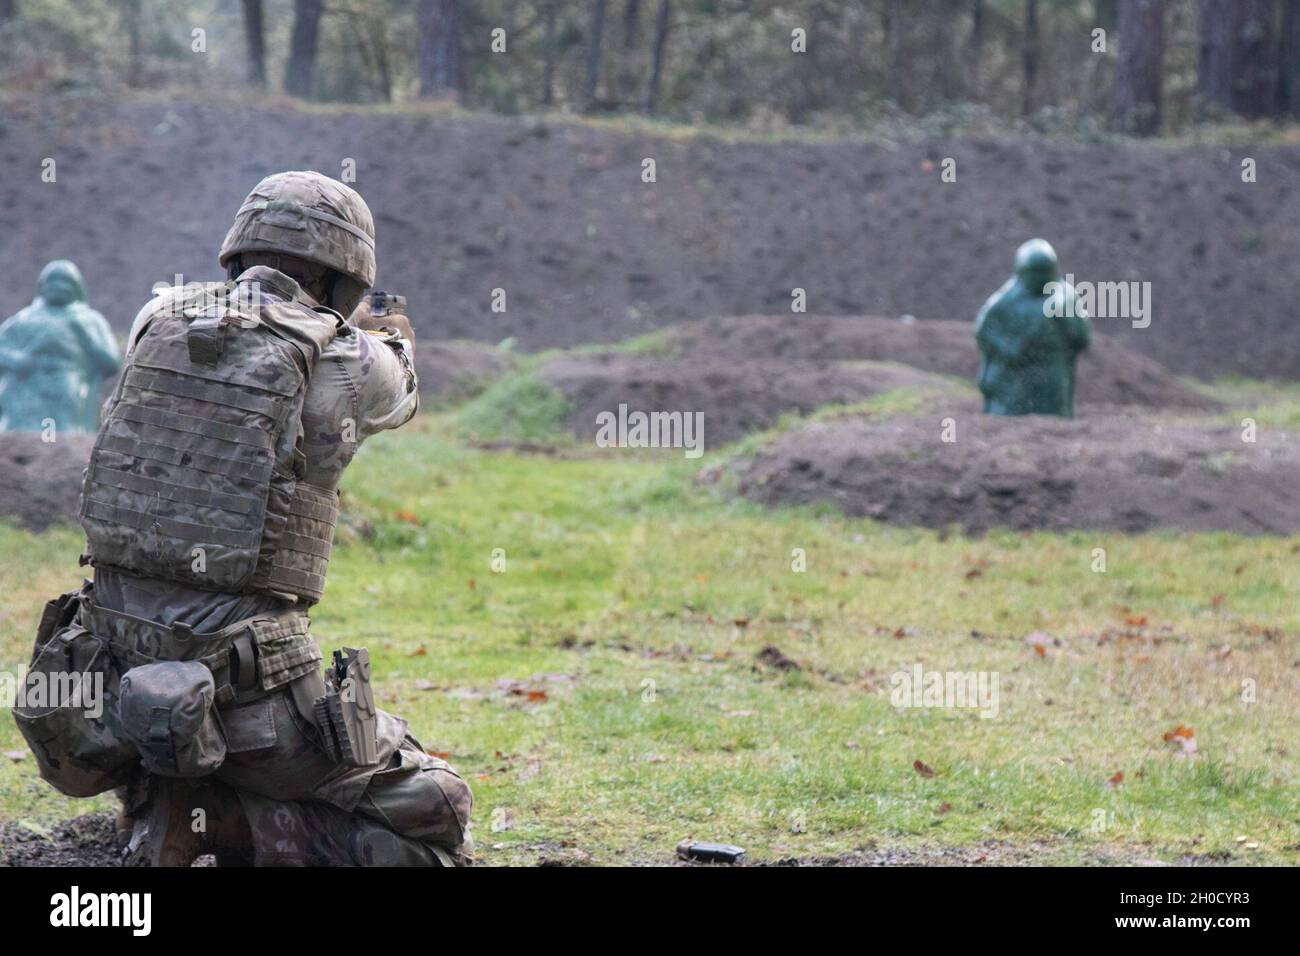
[3,95,1297,379]
[726,411,1300,535]
[662,314,1216,410]
[537,353,957,447]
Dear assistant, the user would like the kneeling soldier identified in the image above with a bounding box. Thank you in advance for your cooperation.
[14,171,471,866]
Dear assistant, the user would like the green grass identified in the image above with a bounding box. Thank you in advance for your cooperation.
[456,361,574,444]
[1,408,1298,865]
[1202,377,1300,429]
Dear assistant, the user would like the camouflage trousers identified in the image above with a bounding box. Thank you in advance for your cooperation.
[232,681,472,865]
[131,680,474,867]
[18,588,471,866]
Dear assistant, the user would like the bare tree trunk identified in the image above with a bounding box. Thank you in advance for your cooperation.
[623,0,640,50]
[619,0,641,103]
[1281,0,1300,116]
[966,0,984,98]
[542,1,558,106]
[584,0,609,110]
[120,0,143,87]
[284,0,323,98]
[419,0,462,99]
[1022,0,1039,116]
[928,0,958,105]
[1094,0,1119,30]
[418,0,436,96]
[241,0,266,89]
[643,0,670,113]
[1087,0,1120,112]
[365,10,393,102]
[883,0,904,108]
[1110,0,1166,135]
[1231,0,1277,117]
[1197,0,1234,114]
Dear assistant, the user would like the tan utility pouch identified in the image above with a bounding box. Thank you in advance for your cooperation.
[117,660,227,778]
[12,588,138,797]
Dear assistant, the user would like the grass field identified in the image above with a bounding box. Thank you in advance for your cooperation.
[1,394,1298,866]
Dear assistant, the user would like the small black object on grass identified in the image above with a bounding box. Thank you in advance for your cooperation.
[677,840,746,864]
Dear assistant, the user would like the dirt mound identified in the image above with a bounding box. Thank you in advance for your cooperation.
[538,353,954,446]
[665,315,1217,411]
[0,812,121,867]
[727,411,1300,535]
[414,339,516,403]
[2,94,1297,379]
[0,433,93,531]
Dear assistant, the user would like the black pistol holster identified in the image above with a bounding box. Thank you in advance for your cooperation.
[312,647,380,767]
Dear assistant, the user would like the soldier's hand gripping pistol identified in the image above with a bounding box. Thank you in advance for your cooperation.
[313,647,380,767]
[349,290,415,346]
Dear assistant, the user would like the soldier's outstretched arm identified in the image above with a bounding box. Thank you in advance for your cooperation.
[319,324,419,442]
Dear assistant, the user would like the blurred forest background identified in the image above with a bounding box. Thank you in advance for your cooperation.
[0,0,1296,138]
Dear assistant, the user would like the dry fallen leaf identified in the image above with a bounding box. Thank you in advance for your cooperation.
[1163,724,1198,757]
[426,750,452,759]
[1024,631,1053,649]
[1107,771,1124,789]
[913,759,936,778]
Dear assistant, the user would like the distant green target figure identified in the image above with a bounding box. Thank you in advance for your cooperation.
[975,239,1090,417]
[0,260,121,433]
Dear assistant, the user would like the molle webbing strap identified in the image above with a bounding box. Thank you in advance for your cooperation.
[147,708,177,770]
[113,401,271,448]
[126,366,291,416]
[87,462,259,516]
[96,433,273,484]
[103,415,267,467]
[265,483,340,604]
[80,498,262,550]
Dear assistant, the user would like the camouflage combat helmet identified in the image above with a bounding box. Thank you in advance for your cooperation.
[218,171,376,288]
[1013,238,1059,294]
